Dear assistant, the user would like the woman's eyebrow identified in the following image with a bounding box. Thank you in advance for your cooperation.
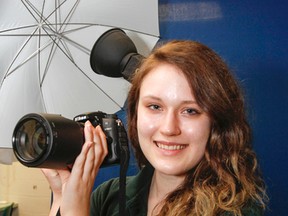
[141,95,161,100]
[141,95,198,105]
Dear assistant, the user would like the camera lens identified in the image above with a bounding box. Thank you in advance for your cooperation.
[14,119,48,161]
[12,113,84,168]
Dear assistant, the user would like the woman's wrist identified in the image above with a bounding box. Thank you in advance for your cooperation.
[49,201,61,216]
[48,193,62,216]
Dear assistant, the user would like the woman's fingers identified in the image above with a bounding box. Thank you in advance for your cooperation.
[82,124,108,182]
[82,140,96,182]
[69,121,94,177]
[69,121,108,184]
[94,125,108,167]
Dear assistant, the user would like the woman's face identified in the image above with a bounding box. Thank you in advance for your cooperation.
[137,63,211,176]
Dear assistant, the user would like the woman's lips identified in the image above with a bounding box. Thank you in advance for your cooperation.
[155,141,188,151]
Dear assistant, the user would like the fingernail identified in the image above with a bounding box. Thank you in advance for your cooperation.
[85,120,92,126]
[95,125,100,130]
[85,121,92,131]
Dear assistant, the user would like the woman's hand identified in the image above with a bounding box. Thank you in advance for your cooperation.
[42,121,108,216]
[41,168,70,216]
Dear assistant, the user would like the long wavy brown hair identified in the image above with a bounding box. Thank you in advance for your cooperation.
[127,40,267,215]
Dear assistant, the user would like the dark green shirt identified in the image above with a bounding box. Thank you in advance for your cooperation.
[90,166,263,216]
[90,165,153,216]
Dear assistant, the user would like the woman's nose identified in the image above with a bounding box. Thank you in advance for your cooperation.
[160,111,181,136]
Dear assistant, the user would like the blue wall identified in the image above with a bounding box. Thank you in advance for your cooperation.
[95,1,288,215]
[158,0,288,215]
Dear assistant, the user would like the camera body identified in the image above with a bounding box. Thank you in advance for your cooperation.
[12,111,128,169]
[74,112,126,167]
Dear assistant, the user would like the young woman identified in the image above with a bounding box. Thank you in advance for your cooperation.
[43,40,267,216]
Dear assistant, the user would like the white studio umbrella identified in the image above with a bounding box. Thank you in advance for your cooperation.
[0,0,159,148]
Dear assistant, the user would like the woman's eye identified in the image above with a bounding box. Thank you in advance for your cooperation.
[184,108,199,115]
[148,104,161,110]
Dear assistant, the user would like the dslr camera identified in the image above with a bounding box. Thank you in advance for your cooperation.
[12,111,128,169]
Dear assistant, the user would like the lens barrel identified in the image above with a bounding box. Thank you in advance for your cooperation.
[12,113,83,168]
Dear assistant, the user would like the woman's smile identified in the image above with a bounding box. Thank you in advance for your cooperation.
[155,141,188,151]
